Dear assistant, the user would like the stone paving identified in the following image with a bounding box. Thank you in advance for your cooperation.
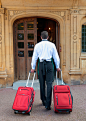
[0,85,86,121]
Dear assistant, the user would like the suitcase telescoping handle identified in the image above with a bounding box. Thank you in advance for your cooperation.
[26,71,36,87]
[56,70,64,85]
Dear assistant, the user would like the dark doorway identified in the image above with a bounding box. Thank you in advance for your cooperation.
[37,18,56,44]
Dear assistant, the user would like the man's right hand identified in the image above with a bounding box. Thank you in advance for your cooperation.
[31,69,35,73]
[57,68,61,72]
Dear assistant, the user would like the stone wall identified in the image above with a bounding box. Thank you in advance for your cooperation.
[0,0,86,87]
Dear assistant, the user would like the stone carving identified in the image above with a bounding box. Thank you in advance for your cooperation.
[14,10,24,15]
[67,10,70,20]
[8,10,66,21]
[0,8,4,14]
[50,11,66,20]
[73,0,79,8]
[73,41,77,67]
[4,9,8,20]
[73,16,77,34]
[73,35,77,40]
[9,10,25,20]
[70,9,80,14]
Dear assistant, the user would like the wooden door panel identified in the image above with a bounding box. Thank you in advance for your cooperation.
[18,58,25,80]
[26,18,37,79]
[27,58,32,77]
[14,18,37,80]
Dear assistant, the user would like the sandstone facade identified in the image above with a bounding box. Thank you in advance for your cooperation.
[0,0,86,87]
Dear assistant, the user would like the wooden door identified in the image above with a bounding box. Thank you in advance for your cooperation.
[14,18,37,80]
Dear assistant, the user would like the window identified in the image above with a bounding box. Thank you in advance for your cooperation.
[82,25,86,52]
[28,34,34,40]
[18,51,24,57]
[28,42,34,48]
[27,21,34,30]
[18,23,24,30]
[17,33,24,40]
[28,51,33,57]
[18,42,24,48]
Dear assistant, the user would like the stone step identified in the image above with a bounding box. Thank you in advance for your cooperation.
[13,79,66,90]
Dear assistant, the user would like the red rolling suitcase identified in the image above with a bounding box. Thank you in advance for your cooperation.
[53,71,73,113]
[12,72,36,115]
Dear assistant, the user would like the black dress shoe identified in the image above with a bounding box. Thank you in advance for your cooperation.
[45,106,51,110]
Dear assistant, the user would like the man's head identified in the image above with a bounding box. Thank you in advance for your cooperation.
[41,31,49,40]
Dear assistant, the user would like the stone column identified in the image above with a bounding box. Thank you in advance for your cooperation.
[0,8,7,87]
[0,8,5,70]
[69,9,81,75]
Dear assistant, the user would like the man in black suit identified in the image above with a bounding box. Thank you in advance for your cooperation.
[31,31,60,110]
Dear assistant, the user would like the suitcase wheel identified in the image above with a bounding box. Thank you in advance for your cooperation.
[14,111,18,114]
[54,110,57,113]
[14,112,17,114]
[28,111,31,115]
[28,108,32,115]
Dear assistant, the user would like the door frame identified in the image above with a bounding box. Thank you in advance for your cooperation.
[9,12,64,82]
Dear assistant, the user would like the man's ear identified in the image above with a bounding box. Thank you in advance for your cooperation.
[47,36,49,40]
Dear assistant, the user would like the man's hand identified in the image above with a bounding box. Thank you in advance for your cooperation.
[57,68,61,72]
[31,69,35,73]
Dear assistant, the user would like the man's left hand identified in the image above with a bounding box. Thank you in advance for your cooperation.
[57,68,61,72]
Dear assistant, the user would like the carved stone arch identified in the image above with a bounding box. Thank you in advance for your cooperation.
[80,16,86,26]
[10,12,64,27]
[80,16,86,45]
[80,16,86,53]
[8,11,65,81]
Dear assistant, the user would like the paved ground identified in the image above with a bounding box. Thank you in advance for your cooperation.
[0,85,86,121]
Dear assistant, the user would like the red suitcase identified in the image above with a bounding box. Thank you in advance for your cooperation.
[53,71,73,113]
[12,72,36,115]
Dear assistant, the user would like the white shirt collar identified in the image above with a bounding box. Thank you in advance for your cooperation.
[42,39,48,41]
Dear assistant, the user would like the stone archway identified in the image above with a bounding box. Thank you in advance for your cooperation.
[8,11,65,82]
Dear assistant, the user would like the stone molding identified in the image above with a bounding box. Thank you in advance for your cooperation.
[8,9,66,21]
[72,0,79,9]
[69,69,82,75]
[0,8,4,14]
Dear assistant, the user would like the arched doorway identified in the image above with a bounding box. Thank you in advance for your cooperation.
[13,17,60,81]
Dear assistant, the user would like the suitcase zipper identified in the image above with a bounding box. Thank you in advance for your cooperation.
[20,89,29,91]
[18,94,27,96]
[56,95,58,105]
[68,94,70,105]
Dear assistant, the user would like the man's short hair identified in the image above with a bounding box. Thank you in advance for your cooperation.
[41,31,48,39]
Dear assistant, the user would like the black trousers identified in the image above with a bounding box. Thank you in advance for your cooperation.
[39,61,54,107]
